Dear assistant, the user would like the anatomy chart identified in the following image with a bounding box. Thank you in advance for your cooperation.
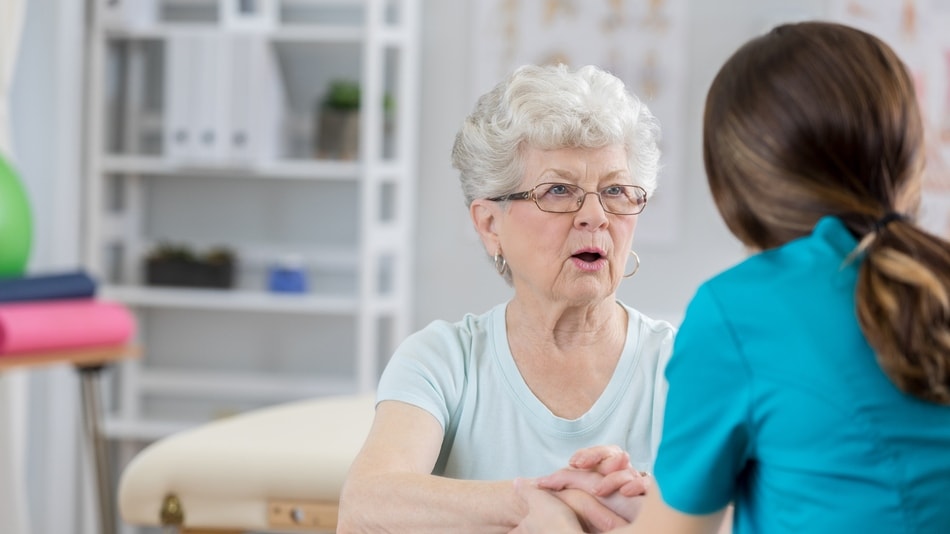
[470,0,687,244]
[830,0,950,237]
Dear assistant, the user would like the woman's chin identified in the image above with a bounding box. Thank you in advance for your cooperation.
[556,279,615,304]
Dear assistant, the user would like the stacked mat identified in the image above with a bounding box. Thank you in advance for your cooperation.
[0,271,135,356]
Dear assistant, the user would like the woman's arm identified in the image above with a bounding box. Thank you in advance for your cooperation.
[338,400,521,533]
[338,401,630,533]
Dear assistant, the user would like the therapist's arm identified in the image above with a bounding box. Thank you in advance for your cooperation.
[512,482,728,534]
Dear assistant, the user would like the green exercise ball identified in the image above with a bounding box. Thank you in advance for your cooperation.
[0,153,32,277]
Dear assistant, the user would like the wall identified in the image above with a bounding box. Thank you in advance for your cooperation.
[413,0,826,329]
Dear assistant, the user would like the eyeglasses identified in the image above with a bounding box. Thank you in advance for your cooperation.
[487,182,648,215]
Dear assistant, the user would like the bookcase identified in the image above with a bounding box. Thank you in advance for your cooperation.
[81,0,419,455]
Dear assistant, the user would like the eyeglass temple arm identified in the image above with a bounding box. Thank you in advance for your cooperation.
[488,191,533,202]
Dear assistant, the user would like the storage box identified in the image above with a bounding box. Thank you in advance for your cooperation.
[145,257,234,289]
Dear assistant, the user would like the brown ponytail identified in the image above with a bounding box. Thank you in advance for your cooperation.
[856,220,950,403]
[703,21,950,404]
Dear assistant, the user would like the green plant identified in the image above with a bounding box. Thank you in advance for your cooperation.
[383,92,396,117]
[205,247,235,264]
[321,79,395,115]
[147,242,195,262]
[323,80,361,111]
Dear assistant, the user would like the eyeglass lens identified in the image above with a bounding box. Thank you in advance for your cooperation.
[534,183,646,214]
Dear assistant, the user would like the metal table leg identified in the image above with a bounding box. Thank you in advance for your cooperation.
[78,365,116,534]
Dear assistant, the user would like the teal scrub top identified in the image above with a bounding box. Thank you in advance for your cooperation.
[654,217,950,533]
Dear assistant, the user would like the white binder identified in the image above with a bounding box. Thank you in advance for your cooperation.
[223,34,283,165]
[164,32,200,162]
[164,30,284,166]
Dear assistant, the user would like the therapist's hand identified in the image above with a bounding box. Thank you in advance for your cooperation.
[510,478,585,534]
[550,484,634,532]
[541,468,646,524]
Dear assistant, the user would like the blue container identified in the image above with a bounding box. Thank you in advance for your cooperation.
[267,265,308,293]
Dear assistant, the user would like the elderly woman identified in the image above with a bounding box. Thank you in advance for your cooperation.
[337,63,674,532]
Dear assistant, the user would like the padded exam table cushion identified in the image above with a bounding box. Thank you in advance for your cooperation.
[118,394,376,531]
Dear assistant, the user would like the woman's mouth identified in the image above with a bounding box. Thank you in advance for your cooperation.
[573,252,602,262]
[571,250,607,271]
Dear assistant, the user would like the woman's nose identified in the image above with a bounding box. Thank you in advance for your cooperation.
[574,192,609,228]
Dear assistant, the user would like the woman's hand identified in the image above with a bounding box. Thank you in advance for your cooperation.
[566,445,651,497]
[550,486,635,532]
[510,478,585,534]
[541,469,646,524]
[535,445,651,524]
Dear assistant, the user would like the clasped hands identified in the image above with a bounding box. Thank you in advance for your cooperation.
[513,445,650,533]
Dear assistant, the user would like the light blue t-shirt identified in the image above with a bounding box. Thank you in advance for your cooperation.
[655,217,950,533]
[377,301,675,480]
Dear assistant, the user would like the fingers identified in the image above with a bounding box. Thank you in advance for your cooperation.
[537,468,603,492]
[569,445,629,471]
[594,470,651,497]
[619,472,651,497]
[553,488,627,533]
[513,478,584,533]
[595,451,632,475]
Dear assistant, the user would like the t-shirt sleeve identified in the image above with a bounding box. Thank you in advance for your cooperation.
[653,283,753,515]
[375,321,467,433]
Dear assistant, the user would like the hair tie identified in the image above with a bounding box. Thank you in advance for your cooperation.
[873,212,908,234]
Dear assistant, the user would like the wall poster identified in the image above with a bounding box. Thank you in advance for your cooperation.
[830,0,950,238]
[469,0,688,245]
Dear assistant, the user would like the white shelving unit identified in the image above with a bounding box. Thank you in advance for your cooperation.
[81,0,419,453]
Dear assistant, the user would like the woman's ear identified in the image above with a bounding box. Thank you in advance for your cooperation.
[470,199,501,253]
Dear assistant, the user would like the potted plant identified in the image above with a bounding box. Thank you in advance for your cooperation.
[145,243,236,289]
[315,80,361,160]
[314,80,395,160]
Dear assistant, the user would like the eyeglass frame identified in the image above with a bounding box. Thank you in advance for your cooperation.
[486,182,649,215]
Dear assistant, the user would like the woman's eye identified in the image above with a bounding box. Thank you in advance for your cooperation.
[546,184,570,195]
[602,186,624,197]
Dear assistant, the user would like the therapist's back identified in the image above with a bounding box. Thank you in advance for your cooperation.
[652,21,950,533]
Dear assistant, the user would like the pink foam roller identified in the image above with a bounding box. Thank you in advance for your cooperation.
[0,300,135,355]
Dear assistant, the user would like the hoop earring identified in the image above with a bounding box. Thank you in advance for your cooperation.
[623,250,641,278]
[493,252,509,277]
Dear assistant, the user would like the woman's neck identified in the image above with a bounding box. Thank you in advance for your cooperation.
[506,296,626,352]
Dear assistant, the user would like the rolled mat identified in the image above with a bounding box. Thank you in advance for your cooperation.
[0,271,97,303]
[0,300,135,355]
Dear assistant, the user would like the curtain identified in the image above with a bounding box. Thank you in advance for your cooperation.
[0,1,31,533]
[0,0,25,157]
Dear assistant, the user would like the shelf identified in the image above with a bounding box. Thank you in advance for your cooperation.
[207,244,359,270]
[102,416,194,442]
[102,285,360,314]
[86,0,419,458]
[104,24,363,43]
[269,26,363,42]
[101,154,362,181]
[103,24,414,45]
[139,368,357,400]
[102,370,357,441]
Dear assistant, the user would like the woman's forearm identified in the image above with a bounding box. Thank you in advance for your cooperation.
[338,472,521,533]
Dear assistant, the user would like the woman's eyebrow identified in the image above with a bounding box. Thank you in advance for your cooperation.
[536,168,632,184]
[537,168,576,181]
